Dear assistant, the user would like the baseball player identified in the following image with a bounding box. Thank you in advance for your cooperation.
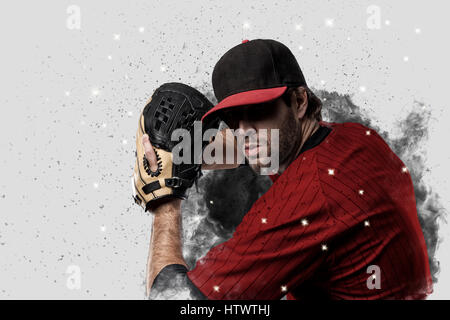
[133,39,433,299]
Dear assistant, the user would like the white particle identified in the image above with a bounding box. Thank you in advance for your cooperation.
[91,88,100,96]
[359,189,365,195]
[213,286,220,292]
[415,28,421,34]
[347,36,351,41]
[127,111,133,116]
[209,200,214,204]
[122,139,128,145]
[298,45,303,51]
[124,74,129,80]
[325,18,334,27]
[385,20,391,26]
[65,91,71,96]
[328,168,335,176]
[281,285,288,292]
[100,225,107,232]
[261,218,267,224]
[403,56,409,62]
[402,166,408,173]
[243,21,251,29]
[359,86,366,93]
[139,26,145,33]
[107,55,112,60]
[364,220,370,227]
[320,80,326,85]
[160,65,167,72]
[93,182,99,189]
[102,123,107,128]
[366,130,371,135]
[113,34,120,41]
[295,24,302,31]
[321,244,328,251]
[301,219,309,226]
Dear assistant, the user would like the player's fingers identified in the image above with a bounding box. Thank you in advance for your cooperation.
[142,134,159,172]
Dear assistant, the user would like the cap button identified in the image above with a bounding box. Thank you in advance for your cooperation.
[242,39,249,43]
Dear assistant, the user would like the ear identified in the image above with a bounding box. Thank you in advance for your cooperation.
[292,86,308,120]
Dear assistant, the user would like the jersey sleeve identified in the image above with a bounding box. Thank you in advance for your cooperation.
[187,154,334,299]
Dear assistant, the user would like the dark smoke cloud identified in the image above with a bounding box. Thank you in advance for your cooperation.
[152,89,443,299]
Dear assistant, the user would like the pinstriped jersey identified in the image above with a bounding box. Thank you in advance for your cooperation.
[187,121,432,300]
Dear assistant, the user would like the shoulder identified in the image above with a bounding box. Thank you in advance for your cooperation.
[317,121,392,154]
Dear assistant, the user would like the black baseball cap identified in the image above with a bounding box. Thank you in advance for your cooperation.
[201,39,309,121]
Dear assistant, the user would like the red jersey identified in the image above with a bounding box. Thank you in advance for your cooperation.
[187,121,433,299]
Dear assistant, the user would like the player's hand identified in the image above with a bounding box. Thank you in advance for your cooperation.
[142,134,158,173]
[201,128,242,170]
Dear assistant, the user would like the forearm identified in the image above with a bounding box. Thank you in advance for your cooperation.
[146,199,187,295]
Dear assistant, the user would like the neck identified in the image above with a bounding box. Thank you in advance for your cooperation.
[278,117,319,173]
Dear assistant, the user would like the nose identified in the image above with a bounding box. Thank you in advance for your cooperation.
[238,109,253,132]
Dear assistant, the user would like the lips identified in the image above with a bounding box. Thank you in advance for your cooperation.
[245,144,259,157]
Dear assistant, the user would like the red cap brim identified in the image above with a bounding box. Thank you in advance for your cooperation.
[201,86,288,121]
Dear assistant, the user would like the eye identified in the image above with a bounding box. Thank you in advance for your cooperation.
[220,110,239,129]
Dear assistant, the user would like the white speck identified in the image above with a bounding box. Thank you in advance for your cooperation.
[364,220,370,227]
[127,111,133,116]
[243,21,251,29]
[415,28,421,34]
[209,200,214,204]
[107,55,112,60]
[124,74,129,80]
[213,285,220,292]
[91,88,100,96]
[113,34,120,41]
[320,80,326,85]
[403,56,409,62]
[359,189,365,195]
[65,91,71,96]
[301,219,309,226]
[160,65,167,72]
[385,20,391,26]
[139,27,145,33]
[366,130,371,135]
[359,86,366,93]
[328,168,335,176]
[402,166,408,173]
[347,36,351,41]
[281,285,288,292]
[298,45,303,51]
[93,182,99,189]
[102,123,107,128]
[261,218,267,224]
[325,18,334,27]
[321,244,328,251]
[100,225,107,232]
[122,139,128,145]
[295,24,302,31]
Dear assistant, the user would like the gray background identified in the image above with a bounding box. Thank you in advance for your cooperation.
[0,0,449,299]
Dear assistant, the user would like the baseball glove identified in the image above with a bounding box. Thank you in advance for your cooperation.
[132,82,219,211]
